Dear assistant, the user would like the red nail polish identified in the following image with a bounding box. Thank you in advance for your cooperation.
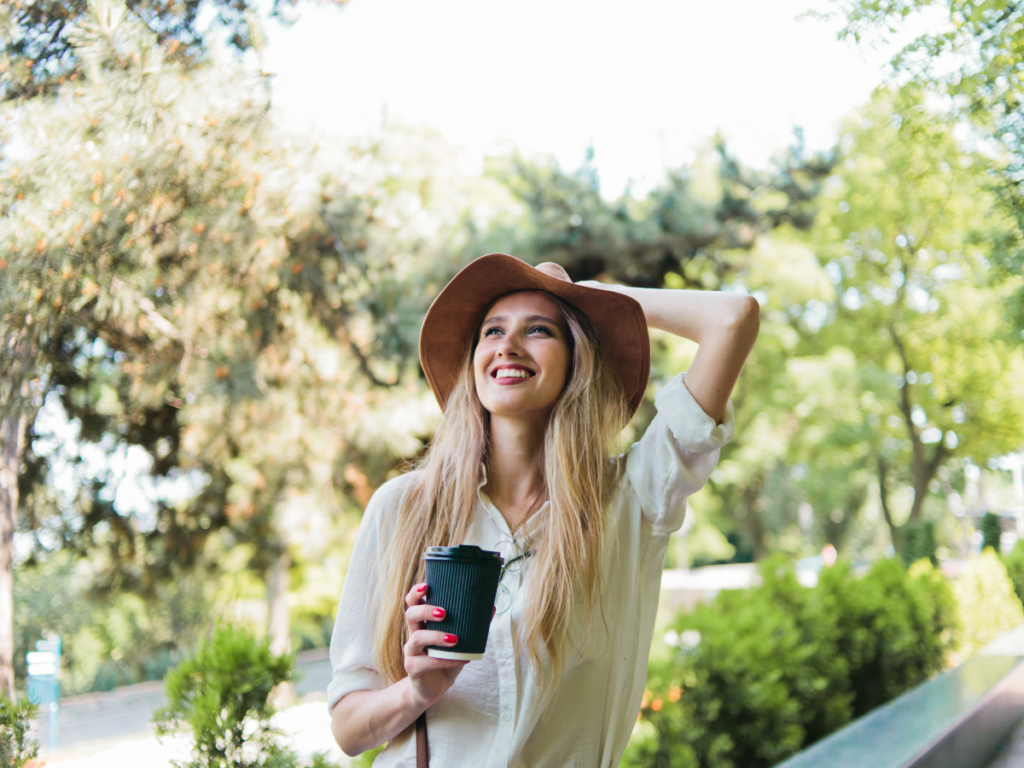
[416,584,427,593]
[432,608,445,618]
[444,634,457,644]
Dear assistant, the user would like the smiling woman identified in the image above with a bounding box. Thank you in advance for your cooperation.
[327,253,758,767]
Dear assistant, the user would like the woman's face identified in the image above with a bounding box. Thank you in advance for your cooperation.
[473,292,571,421]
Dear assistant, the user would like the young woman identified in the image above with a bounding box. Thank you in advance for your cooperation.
[328,253,759,767]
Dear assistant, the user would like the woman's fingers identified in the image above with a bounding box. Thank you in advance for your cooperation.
[405,582,428,608]
[404,629,458,657]
[404,583,428,635]
[405,603,446,625]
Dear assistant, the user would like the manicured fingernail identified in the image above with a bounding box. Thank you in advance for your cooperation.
[416,584,427,593]
[432,608,445,619]
[444,634,457,644]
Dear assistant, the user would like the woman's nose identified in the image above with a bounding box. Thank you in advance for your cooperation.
[497,333,524,356]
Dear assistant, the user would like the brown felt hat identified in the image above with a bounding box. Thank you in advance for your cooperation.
[419,253,650,416]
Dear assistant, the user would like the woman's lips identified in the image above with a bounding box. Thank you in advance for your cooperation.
[491,367,536,384]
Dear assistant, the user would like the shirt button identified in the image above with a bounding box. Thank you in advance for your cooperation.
[502,712,512,722]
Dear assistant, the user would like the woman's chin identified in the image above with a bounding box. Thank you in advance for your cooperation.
[483,399,556,421]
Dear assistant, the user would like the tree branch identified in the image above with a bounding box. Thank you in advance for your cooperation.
[877,456,899,550]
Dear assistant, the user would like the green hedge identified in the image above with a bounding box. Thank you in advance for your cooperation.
[623,557,956,768]
[1003,540,1024,609]
[954,548,1024,657]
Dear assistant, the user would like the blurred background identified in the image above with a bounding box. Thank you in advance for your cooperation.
[2,0,1023,766]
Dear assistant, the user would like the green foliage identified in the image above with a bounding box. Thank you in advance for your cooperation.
[623,557,956,768]
[688,85,1024,561]
[350,745,385,767]
[953,549,1024,658]
[802,85,1024,543]
[829,557,954,716]
[488,136,834,288]
[0,695,39,768]
[1003,540,1024,609]
[900,521,938,567]
[3,0,440,621]
[153,623,295,768]
[837,0,1024,333]
[14,551,214,696]
[981,512,1004,554]
[0,0,345,102]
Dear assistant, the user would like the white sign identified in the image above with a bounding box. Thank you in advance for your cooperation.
[26,652,55,664]
[28,663,56,677]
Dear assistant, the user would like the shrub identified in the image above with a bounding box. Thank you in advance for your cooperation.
[0,694,39,768]
[822,557,955,717]
[953,549,1024,657]
[981,512,1004,554]
[623,556,956,768]
[154,622,300,768]
[900,520,937,566]
[1003,540,1024,609]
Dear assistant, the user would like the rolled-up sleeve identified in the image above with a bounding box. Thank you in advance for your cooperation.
[624,372,735,535]
[326,477,406,713]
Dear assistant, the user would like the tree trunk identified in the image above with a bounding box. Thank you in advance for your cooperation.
[878,456,901,553]
[742,481,769,561]
[890,324,949,523]
[266,549,291,657]
[0,408,26,698]
[908,441,947,523]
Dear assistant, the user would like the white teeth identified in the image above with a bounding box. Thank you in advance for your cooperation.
[495,369,532,379]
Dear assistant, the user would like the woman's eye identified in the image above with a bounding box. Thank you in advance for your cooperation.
[530,326,552,335]
[484,327,501,336]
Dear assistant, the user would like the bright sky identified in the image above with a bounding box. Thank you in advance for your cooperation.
[260,0,928,196]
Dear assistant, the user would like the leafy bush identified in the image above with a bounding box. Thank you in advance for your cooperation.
[623,557,956,768]
[900,520,937,566]
[154,622,321,768]
[1003,540,1024,609]
[0,695,39,768]
[953,549,1024,657]
[824,557,955,717]
[981,513,1003,554]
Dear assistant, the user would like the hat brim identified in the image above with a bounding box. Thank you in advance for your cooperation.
[419,253,650,417]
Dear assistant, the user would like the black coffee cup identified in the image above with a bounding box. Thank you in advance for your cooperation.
[423,545,504,660]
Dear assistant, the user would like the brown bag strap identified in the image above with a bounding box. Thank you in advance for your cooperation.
[416,711,430,768]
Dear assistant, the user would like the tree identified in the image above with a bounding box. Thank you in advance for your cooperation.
[487,135,834,288]
[0,0,346,102]
[0,0,439,691]
[804,87,1024,549]
[834,0,1024,334]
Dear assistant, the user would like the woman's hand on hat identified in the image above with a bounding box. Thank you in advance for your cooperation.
[402,582,468,708]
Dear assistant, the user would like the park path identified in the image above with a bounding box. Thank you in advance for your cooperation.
[34,647,338,764]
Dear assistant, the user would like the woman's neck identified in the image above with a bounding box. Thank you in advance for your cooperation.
[485,413,547,532]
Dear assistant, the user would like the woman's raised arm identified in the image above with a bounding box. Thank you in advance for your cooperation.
[580,284,759,423]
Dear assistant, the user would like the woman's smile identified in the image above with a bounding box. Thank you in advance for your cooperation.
[490,364,537,383]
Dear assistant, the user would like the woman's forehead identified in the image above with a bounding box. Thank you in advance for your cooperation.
[486,291,561,318]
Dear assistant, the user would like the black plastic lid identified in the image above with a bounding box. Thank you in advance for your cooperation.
[423,545,503,564]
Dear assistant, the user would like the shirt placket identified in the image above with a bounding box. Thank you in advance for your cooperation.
[476,494,517,766]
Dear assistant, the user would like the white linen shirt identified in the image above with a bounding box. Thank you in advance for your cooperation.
[327,372,735,767]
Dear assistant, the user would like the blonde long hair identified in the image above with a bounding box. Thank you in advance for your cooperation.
[373,291,630,693]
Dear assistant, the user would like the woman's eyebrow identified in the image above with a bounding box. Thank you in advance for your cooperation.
[482,314,560,326]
